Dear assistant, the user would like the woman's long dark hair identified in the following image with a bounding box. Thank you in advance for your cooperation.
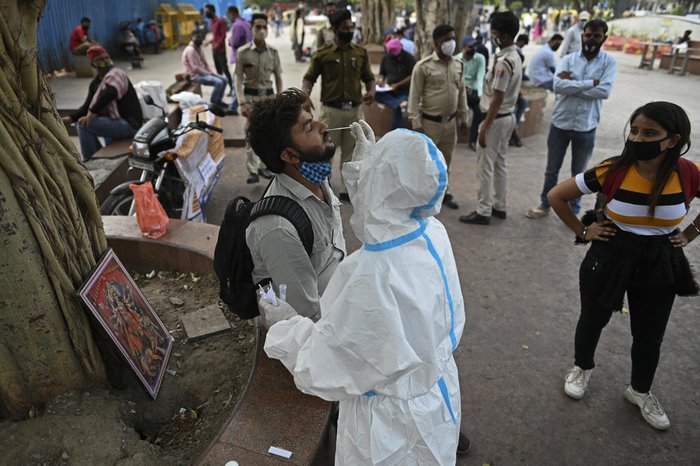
[606,101,691,217]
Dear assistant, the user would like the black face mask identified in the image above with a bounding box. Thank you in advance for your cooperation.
[550,44,560,52]
[625,137,670,161]
[582,38,601,54]
[337,31,353,43]
[193,39,203,47]
[464,49,475,57]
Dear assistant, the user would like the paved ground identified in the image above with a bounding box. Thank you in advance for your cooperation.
[49,32,700,465]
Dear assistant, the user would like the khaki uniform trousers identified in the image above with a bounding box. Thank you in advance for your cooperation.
[320,104,363,194]
[244,94,269,175]
[422,118,457,192]
[476,114,516,217]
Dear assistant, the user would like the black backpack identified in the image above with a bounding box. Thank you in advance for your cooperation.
[214,194,314,319]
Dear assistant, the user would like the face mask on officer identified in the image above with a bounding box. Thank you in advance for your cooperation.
[337,30,353,43]
[254,25,268,41]
[440,39,456,56]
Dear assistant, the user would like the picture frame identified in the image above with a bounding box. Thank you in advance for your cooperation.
[78,249,174,399]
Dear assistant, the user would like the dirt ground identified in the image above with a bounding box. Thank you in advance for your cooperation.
[0,271,255,466]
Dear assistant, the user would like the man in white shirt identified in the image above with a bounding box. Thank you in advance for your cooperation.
[560,11,589,57]
[529,34,564,90]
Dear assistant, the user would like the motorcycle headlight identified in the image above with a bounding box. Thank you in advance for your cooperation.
[132,141,150,159]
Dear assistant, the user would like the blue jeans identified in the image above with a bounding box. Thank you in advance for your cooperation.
[193,74,233,108]
[374,92,408,130]
[77,117,138,162]
[540,124,596,213]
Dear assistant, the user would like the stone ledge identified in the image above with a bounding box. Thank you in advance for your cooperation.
[102,216,331,465]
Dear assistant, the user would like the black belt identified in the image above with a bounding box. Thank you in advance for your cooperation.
[244,88,274,96]
[495,113,513,119]
[323,100,360,110]
[422,112,456,123]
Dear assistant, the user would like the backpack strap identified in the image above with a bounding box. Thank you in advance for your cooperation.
[600,164,628,203]
[677,157,700,208]
[249,195,315,255]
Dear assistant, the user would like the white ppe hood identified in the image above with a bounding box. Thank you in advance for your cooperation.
[264,129,466,465]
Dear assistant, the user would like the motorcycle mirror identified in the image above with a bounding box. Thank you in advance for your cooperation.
[207,104,226,118]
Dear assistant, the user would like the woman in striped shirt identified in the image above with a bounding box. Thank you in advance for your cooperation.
[547,101,700,430]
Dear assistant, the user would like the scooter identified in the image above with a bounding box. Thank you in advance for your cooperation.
[100,96,224,218]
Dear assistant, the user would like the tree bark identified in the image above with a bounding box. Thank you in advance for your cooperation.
[0,0,106,419]
[361,0,395,45]
[414,0,456,59]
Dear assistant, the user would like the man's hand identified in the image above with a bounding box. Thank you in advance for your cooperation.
[78,111,97,128]
[258,297,298,328]
[557,71,573,80]
[240,102,251,118]
[362,90,375,106]
[459,122,468,136]
[478,125,489,148]
[593,79,600,86]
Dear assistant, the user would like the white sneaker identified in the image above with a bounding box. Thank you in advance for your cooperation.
[526,204,551,219]
[564,366,592,400]
[624,386,670,430]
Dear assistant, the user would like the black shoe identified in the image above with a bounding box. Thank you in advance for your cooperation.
[442,194,459,209]
[509,131,523,147]
[457,432,471,456]
[258,168,274,179]
[468,142,477,151]
[492,208,506,219]
[246,173,260,184]
[459,211,491,225]
[338,192,350,201]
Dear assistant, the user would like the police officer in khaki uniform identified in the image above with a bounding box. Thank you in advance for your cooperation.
[460,12,522,225]
[408,24,468,210]
[238,13,284,184]
[302,9,375,200]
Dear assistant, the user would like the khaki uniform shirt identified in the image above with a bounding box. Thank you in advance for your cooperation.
[246,174,346,322]
[408,52,468,129]
[304,43,375,105]
[235,42,283,104]
[479,44,523,114]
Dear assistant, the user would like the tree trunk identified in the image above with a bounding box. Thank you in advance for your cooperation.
[414,0,456,59]
[0,0,106,419]
[361,0,395,45]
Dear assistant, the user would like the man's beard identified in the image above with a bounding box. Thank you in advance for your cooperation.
[292,141,335,163]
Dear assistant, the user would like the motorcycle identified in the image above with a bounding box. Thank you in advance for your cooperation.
[100,96,224,218]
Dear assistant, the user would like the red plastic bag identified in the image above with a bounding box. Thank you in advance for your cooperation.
[129,182,169,239]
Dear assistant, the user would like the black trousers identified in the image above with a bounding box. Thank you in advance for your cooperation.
[212,52,233,91]
[468,101,482,144]
[575,236,676,393]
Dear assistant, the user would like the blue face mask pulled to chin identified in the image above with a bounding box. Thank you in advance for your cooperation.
[299,161,332,184]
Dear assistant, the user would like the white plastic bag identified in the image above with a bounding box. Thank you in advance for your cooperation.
[134,81,169,120]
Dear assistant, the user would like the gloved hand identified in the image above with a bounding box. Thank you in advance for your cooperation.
[349,120,376,162]
[258,297,298,328]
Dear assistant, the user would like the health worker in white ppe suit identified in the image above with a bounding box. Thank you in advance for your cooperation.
[260,121,467,465]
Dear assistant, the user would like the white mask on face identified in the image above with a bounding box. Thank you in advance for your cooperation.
[254,29,268,41]
[440,39,456,56]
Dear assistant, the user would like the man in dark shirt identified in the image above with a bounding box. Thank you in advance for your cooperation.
[62,46,142,162]
[302,9,375,201]
[474,34,490,72]
[375,38,416,129]
[204,4,233,97]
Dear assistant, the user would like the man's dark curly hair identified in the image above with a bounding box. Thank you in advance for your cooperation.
[246,88,307,173]
[490,11,519,40]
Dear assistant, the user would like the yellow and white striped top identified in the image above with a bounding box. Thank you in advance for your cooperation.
[576,161,700,236]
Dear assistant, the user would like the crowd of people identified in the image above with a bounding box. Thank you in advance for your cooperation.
[60,5,700,463]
